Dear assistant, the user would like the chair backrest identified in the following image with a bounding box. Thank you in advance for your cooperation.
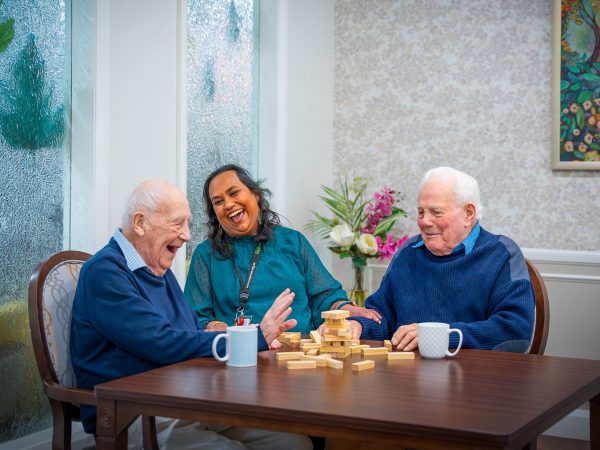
[29,250,91,389]
[525,258,550,355]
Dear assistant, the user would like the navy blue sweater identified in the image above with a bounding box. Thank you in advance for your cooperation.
[354,228,534,350]
[70,239,268,434]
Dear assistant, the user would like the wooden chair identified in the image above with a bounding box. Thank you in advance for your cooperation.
[525,258,550,355]
[28,250,158,450]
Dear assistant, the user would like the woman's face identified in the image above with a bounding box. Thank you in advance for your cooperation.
[208,170,260,237]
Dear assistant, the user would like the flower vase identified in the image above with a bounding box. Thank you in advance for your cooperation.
[349,263,368,307]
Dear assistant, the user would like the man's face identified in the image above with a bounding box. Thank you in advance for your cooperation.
[208,170,260,237]
[136,187,191,276]
[417,178,475,256]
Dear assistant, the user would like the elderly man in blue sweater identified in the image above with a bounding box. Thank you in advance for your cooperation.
[349,167,534,352]
[71,179,312,450]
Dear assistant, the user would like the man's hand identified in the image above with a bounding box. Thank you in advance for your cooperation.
[342,305,382,324]
[260,289,297,346]
[391,323,418,351]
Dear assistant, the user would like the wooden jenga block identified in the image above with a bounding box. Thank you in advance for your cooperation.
[300,342,321,351]
[362,347,389,356]
[287,360,317,370]
[351,339,361,345]
[289,339,300,349]
[320,345,352,353]
[352,344,370,350]
[299,338,313,343]
[387,352,415,360]
[301,355,328,367]
[310,330,322,344]
[321,310,350,320]
[351,346,363,355]
[326,358,343,369]
[306,348,319,356]
[276,352,305,361]
[323,348,351,359]
[384,340,393,351]
[352,360,375,371]
[323,335,352,342]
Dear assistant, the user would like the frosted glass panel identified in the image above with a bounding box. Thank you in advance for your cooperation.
[0,0,69,442]
[186,0,259,253]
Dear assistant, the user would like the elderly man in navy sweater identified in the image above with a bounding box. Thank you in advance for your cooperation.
[71,179,312,450]
[349,167,534,352]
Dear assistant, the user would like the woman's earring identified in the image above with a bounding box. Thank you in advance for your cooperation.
[258,210,263,226]
[217,226,223,240]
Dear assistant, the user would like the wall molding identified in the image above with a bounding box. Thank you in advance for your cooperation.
[522,248,600,266]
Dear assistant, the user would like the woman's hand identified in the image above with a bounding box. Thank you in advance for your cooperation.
[341,305,382,324]
[260,289,297,346]
[206,321,228,332]
[318,319,362,340]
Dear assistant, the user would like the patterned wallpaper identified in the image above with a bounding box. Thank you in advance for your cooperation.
[334,0,599,251]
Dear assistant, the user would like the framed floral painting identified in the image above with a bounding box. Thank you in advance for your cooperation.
[553,0,600,169]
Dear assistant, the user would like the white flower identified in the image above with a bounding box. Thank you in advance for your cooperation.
[355,233,378,255]
[329,224,354,247]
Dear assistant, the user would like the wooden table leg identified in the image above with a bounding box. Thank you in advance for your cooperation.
[95,397,132,450]
[591,394,599,450]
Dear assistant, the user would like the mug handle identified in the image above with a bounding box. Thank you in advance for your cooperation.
[446,328,463,357]
[212,333,229,362]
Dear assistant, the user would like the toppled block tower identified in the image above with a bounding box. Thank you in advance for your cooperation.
[319,310,353,359]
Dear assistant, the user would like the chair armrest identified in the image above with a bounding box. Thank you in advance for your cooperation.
[44,382,97,406]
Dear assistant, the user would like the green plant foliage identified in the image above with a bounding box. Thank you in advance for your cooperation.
[0,33,65,150]
[0,17,14,53]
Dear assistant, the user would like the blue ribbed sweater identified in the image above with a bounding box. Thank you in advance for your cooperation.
[354,228,534,350]
[71,239,268,434]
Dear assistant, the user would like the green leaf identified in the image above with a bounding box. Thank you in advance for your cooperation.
[576,108,585,128]
[577,91,592,104]
[569,82,582,91]
[581,73,600,81]
[569,65,581,73]
[0,17,15,53]
[561,80,571,90]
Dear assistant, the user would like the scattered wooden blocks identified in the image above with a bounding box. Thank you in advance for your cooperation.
[352,360,375,371]
[276,351,305,361]
[326,358,344,369]
[306,348,319,356]
[287,360,317,370]
[301,355,329,367]
[387,352,415,360]
[384,340,393,351]
[362,347,389,356]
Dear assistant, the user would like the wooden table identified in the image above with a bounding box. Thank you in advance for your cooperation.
[95,348,600,450]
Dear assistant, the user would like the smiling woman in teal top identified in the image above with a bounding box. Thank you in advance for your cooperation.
[184,164,381,341]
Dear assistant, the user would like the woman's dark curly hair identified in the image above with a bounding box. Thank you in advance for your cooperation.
[203,164,280,257]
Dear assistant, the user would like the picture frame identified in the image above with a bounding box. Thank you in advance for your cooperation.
[552,0,600,170]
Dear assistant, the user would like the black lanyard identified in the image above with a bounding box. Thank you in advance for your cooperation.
[231,243,262,312]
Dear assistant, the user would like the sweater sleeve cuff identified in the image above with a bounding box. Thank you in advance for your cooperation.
[257,327,269,351]
[350,317,386,341]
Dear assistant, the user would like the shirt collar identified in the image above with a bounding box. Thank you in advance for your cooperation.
[411,222,481,255]
[113,228,148,272]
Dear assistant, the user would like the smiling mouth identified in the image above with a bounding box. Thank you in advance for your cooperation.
[166,245,178,254]
[228,208,245,223]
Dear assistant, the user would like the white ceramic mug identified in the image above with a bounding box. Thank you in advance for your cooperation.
[417,322,463,359]
[211,325,258,367]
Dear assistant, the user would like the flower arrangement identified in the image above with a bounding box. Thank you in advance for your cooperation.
[306,177,408,300]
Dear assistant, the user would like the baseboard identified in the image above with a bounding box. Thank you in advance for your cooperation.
[0,422,94,450]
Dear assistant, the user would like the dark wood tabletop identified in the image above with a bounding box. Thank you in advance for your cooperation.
[95,346,600,450]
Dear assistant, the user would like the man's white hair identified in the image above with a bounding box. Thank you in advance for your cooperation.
[420,167,483,221]
[121,178,177,228]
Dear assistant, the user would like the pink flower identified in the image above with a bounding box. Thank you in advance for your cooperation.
[376,233,409,261]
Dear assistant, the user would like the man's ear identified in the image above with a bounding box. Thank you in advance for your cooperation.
[464,203,476,227]
[132,212,146,236]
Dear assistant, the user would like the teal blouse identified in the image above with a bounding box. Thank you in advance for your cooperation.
[184,226,347,333]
